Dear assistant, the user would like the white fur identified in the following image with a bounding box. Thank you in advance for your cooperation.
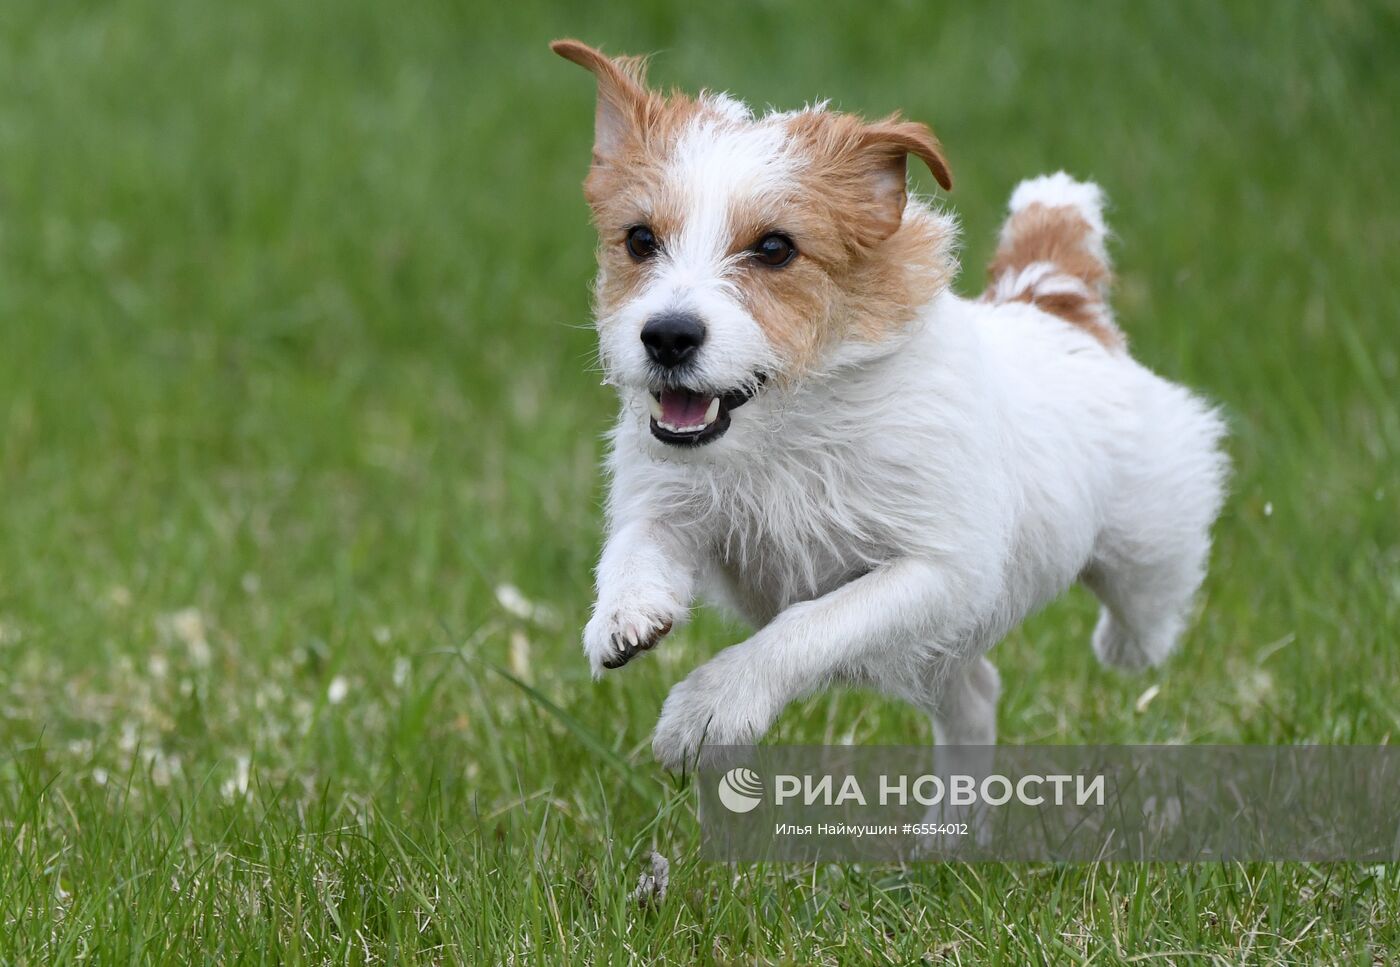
[583,153,1228,770]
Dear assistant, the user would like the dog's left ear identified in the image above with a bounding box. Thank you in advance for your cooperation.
[857,118,954,241]
[550,39,650,166]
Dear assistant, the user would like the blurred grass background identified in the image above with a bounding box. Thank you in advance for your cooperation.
[1,0,1398,961]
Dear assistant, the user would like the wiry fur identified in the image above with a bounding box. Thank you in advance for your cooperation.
[553,41,1229,769]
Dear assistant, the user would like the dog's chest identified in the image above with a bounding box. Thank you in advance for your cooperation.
[688,447,902,622]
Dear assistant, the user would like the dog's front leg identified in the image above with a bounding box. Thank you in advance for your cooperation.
[583,518,696,676]
[652,557,969,770]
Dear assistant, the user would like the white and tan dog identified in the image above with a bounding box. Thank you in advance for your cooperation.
[553,40,1228,770]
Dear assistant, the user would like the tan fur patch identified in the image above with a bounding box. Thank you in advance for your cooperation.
[984,202,1122,349]
[716,110,955,371]
[728,215,956,372]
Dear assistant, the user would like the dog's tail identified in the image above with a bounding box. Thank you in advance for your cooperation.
[983,172,1123,350]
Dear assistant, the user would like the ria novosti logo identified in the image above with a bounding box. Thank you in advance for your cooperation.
[715,767,1107,813]
[717,767,764,813]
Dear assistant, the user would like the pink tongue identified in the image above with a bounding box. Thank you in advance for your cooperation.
[659,389,715,427]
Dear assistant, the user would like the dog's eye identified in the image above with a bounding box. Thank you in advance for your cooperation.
[752,233,796,268]
[625,225,659,260]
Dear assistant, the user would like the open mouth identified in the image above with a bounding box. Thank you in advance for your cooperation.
[646,380,764,447]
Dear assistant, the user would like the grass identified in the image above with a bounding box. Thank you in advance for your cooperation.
[1,0,1398,961]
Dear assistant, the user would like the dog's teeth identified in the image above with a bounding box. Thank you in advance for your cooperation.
[703,397,720,425]
[647,395,663,421]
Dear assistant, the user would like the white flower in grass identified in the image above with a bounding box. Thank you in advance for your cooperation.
[118,721,139,754]
[68,739,93,758]
[221,755,251,801]
[160,607,211,667]
[327,675,349,704]
[146,749,177,787]
[1134,683,1161,713]
[494,583,559,627]
[509,630,532,682]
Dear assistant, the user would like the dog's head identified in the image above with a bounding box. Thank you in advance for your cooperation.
[553,40,957,450]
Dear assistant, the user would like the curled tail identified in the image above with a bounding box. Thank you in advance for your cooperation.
[984,172,1123,350]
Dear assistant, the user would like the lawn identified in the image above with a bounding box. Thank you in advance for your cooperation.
[1,0,1398,961]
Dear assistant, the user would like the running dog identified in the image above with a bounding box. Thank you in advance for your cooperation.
[552,40,1228,770]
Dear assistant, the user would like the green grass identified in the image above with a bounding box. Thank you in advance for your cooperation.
[2,0,1398,961]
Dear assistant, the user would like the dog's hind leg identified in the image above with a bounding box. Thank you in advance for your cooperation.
[1082,379,1228,671]
[886,655,1001,851]
[931,656,1001,747]
[887,655,1001,746]
[1081,554,1202,671]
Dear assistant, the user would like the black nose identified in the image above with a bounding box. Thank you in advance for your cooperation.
[640,312,705,369]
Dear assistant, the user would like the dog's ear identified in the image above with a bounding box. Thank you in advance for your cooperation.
[550,39,650,165]
[856,117,954,241]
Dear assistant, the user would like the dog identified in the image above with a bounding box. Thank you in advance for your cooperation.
[552,39,1228,771]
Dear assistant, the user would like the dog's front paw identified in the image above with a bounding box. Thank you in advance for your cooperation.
[652,646,779,771]
[583,601,677,675]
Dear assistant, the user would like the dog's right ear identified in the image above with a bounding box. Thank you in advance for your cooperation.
[550,39,650,165]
